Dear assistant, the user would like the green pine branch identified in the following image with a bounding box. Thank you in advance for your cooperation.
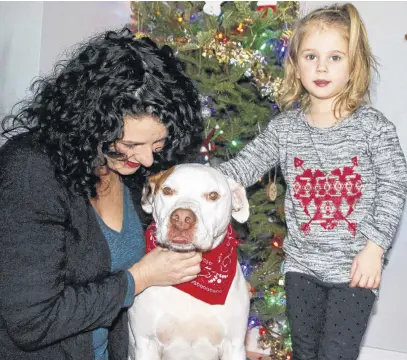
[130,2,299,355]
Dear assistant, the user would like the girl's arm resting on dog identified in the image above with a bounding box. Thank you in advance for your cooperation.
[0,148,130,351]
[215,119,279,187]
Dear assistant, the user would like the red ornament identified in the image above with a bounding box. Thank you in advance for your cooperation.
[272,234,283,248]
[259,326,267,335]
[200,127,217,155]
[236,23,245,33]
[200,127,218,164]
[257,4,277,17]
[216,31,229,43]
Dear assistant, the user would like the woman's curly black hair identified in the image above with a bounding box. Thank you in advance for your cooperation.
[1,28,203,197]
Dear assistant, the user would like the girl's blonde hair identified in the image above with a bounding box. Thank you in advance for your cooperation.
[278,3,378,118]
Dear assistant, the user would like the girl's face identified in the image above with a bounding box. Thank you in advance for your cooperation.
[106,115,168,176]
[296,25,350,107]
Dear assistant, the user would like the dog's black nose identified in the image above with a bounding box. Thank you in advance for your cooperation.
[170,208,197,230]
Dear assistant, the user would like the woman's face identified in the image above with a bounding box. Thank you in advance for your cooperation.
[106,115,168,176]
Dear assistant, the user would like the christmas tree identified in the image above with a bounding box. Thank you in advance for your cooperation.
[130,2,298,359]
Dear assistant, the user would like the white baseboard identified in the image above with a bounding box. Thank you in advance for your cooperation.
[247,346,407,360]
[359,347,407,360]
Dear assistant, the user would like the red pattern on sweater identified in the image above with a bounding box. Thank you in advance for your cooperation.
[293,156,362,235]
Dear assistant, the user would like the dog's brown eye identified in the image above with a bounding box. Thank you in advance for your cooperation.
[162,187,173,196]
[207,191,220,201]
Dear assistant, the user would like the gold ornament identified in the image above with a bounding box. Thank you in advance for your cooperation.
[201,39,254,65]
[272,77,283,98]
[175,37,188,44]
[266,171,277,201]
[282,29,293,40]
[134,32,147,39]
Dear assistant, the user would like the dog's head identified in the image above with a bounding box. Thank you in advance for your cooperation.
[141,164,249,252]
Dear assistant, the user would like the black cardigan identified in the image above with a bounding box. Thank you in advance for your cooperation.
[0,135,145,359]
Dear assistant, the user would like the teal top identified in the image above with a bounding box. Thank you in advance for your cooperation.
[92,185,145,359]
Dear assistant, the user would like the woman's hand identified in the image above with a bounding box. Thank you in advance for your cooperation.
[349,240,384,289]
[128,247,202,294]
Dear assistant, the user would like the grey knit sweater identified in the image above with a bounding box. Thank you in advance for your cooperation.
[217,105,407,284]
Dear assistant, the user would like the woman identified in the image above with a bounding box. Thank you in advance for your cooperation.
[0,28,203,359]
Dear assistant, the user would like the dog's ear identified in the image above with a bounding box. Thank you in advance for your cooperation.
[141,172,162,213]
[141,167,177,213]
[227,177,250,223]
[141,181,154,214]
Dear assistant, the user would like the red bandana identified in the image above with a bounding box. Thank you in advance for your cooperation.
[145,223,239,305]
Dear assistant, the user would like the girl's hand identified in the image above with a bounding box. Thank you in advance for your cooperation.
[128,247,202,294]
[349,240,384,289]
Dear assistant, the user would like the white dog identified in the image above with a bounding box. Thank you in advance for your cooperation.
[128,164,250,360]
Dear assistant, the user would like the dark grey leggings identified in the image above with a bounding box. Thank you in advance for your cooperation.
[284,272,376,360]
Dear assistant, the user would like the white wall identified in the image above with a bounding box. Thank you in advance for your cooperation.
[0,2,43,121]
[301,1,407,355]
[0,1,130,119]
[40,1,130,75]
[0,1,129,145]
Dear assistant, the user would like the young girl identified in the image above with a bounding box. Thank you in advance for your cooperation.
[217,4,407,359]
